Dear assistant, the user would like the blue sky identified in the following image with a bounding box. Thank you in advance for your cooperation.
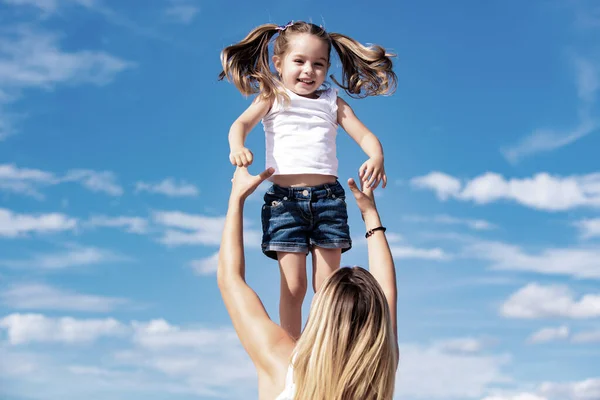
[0,0,599,399]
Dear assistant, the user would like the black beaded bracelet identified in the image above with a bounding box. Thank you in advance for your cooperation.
[365,226,386,238]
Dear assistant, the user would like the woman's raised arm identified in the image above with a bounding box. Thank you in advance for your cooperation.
[217,167,293,373]
[347,178,398,351]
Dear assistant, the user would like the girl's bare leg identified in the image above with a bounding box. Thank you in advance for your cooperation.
[278,251,308,339]
[311,247,342,293]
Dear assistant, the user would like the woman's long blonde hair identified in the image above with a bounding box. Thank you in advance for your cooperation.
[218,21,397,104]
[292,266,398,400]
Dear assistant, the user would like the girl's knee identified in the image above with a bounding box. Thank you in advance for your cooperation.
[286,278,308,298]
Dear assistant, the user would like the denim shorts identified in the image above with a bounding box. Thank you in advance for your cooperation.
[261,180,352,260]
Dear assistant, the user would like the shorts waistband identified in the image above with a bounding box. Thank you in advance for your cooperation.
[267,180,345,200]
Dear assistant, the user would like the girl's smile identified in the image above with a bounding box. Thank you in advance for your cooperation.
[273,33,330,99]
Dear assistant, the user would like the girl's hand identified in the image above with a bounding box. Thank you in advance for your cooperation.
[230,167,274,201]
[347,177,378,216]
[229,147,254,167]
[359,156,387,189]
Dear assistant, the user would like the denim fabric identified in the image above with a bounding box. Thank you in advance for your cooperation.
[261,180,352,260]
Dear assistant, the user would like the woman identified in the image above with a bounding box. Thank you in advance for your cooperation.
[218,166,398,400]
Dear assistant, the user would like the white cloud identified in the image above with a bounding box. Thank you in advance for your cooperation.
[0,318,256,399]
[464,240,600,279]
[0,315,520,400]
[0,313,127,344]
[0,208,76,237]
[3,0,181,49]
[7,0,185,48]
[386,232,404,243]
[165,4,199,24]
[126,327,512,400]
[390,245,450,260]
[540,377,600,400]
[3,0,97,13]
[0,245,124,270]
[527,326,570,344]
[189,252,219,275]
[575,57,600,104]
[0,25,131,139]
[411,171,461,200]
[87,215,149,234]
[501,56,599,163]
[571,330,600,343]
[0,344,205,400]
[153,211,224,246]
[2,0,59,13]
[403,214,496,231]
[152,211,261,247]
[131,319,238,350]
[394,343,510,399]
[0,26,131,89]
[0,163,54,181]
[62,169,123,196]
[135,178,199,197]
[0,163,57,198]
[482,394,547,400]
[484,377,600,400]
[432,337,485,353]
[153,210,223,232]
[411,171,600,211]
[0,346,40,379]
[501,117,597,164]
[0,163,124,198]
[574,218,600,239]
[501,283,600,319]
[118,319,257,397]
[1,283,127,312]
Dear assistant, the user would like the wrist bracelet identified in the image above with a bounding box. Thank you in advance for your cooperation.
[365,226,386,238]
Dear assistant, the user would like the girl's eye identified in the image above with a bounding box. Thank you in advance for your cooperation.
[294,59,303,63]
[315,63,324,67]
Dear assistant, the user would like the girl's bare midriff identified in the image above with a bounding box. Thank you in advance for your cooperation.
[271,173,337,188]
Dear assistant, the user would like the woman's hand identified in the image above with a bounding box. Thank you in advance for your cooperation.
[230,166,274,201]
[347,177,378,217]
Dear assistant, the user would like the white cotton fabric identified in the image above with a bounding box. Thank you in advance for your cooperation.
[262,87,339,178]
[274,361,296,400]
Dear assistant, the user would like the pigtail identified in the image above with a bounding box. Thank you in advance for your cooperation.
[329,33,397,98]
[218,24,281,101]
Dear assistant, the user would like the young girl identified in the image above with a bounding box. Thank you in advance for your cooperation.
[219,21,396,339]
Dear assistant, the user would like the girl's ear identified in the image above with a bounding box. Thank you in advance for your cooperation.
[272,55,282,74]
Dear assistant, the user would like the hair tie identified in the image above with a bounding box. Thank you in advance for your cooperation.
[276,21,294,31]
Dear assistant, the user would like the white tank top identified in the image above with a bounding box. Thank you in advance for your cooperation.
[262,87,339,178]
[275,362,295,400]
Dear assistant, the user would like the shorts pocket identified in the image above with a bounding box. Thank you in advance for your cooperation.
[264,192,286,210]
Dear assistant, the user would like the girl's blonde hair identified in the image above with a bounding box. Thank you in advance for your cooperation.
[218,21,397,103]
[292,266,398,400]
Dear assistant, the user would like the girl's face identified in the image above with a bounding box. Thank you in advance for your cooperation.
[273,33,330,98]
